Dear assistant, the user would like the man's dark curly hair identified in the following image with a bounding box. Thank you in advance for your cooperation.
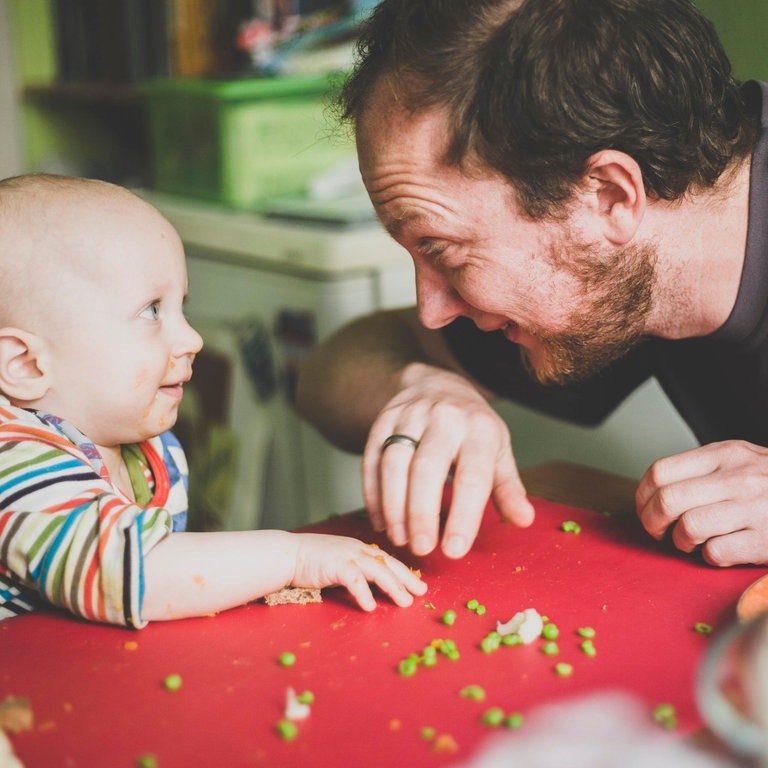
[339,0,757,219]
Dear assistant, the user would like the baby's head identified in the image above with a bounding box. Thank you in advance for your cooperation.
[0,173,203,448]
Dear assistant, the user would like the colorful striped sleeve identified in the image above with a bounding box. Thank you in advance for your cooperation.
[0,431,172,627]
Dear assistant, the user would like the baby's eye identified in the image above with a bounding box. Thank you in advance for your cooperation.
[140,301,161,320]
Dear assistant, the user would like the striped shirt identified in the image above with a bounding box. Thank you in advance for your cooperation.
[0,397,188,628]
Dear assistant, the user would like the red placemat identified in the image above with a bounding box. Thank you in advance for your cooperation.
[3,492,765,767]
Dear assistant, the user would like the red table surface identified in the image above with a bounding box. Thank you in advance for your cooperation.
[2,491,766,768]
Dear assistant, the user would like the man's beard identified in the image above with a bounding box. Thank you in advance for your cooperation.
[520,239,657,386]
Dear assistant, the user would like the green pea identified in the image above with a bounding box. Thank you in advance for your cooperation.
[398,657,418,676]
[278,652,296,667]
[554,662,573,677]
[466,599,479,611]
[501,633,523,646]
[580,639,597,656]
[442,639,458,654]
[695,622,713,634]
[442,609,457,626]
[577,626,596,638]
[540,641,559,655]
[482,707,505,727]
[420,726,436,740]
[542,623,559,640]
[651,703,678,729]
[163,673,182,691]
[561,520,582,533]
[481,635,501,654]
[475,604,487,616]
[276,719,299,741]
[504,712,524,730]
[459,684,486,701]
[136,755,158,768]
[296,690,315,705]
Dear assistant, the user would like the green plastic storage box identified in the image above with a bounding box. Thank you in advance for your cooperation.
[144,74,354,209]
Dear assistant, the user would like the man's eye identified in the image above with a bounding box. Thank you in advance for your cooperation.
[140,302,161,320]
[418,239,446,259]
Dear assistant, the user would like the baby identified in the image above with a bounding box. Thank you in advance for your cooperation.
[0,173,426,627]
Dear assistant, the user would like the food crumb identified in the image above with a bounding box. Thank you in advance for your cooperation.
[388,719,402,731]
[496,608,543,644]
[432,733,459,753]
[284,688,311,721]
[124,640,138,651]
[0,696,33,733]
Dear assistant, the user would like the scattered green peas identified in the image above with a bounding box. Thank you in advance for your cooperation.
[577,626,596,638]
[695,622,713,634]
[652,703,678,729]
[276,719,299,741]
[542,623,559,640]
[442,609,457,626]
[504,712,524,730]
[554,662,573,677]
[136,755,158,768]
[163,673,182,691]
[580,639,597,656]
[464,598,487,616]
[459,684,486,701]
[561,520,582,534]
[540,641,559,655]
[441,638,460,659]
[481,707,505,727]
[278,652,297,667]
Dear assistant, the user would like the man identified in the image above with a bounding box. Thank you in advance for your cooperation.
[295,0,768,567]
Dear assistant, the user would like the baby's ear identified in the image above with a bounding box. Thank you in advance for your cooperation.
[0,328,49,402]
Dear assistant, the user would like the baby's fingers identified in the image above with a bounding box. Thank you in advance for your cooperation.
[346,547,427,610]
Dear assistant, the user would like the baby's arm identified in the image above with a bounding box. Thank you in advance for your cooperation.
[141,530,427,621]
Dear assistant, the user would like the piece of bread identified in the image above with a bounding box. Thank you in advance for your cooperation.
[264,587,322,606]
[0,696,33,734]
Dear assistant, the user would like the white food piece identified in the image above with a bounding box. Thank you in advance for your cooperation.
[0,730,24,768]
[284,687,311,721]
[497,608,544,644]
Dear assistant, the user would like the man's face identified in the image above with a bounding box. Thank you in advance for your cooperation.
[357,87,655,385]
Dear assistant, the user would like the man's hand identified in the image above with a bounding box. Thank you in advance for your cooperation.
[636,440,768,566]
[361,362,535,558]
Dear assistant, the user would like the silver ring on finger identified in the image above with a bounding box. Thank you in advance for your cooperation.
[381,433,420,453]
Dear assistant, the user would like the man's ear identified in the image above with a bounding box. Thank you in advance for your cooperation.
[583,150,646,245]
[0,328,49,402]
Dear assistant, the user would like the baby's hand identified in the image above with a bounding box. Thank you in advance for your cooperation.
[291,533,427,611]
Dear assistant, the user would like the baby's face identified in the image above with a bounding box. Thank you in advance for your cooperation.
[32,189,203,447]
